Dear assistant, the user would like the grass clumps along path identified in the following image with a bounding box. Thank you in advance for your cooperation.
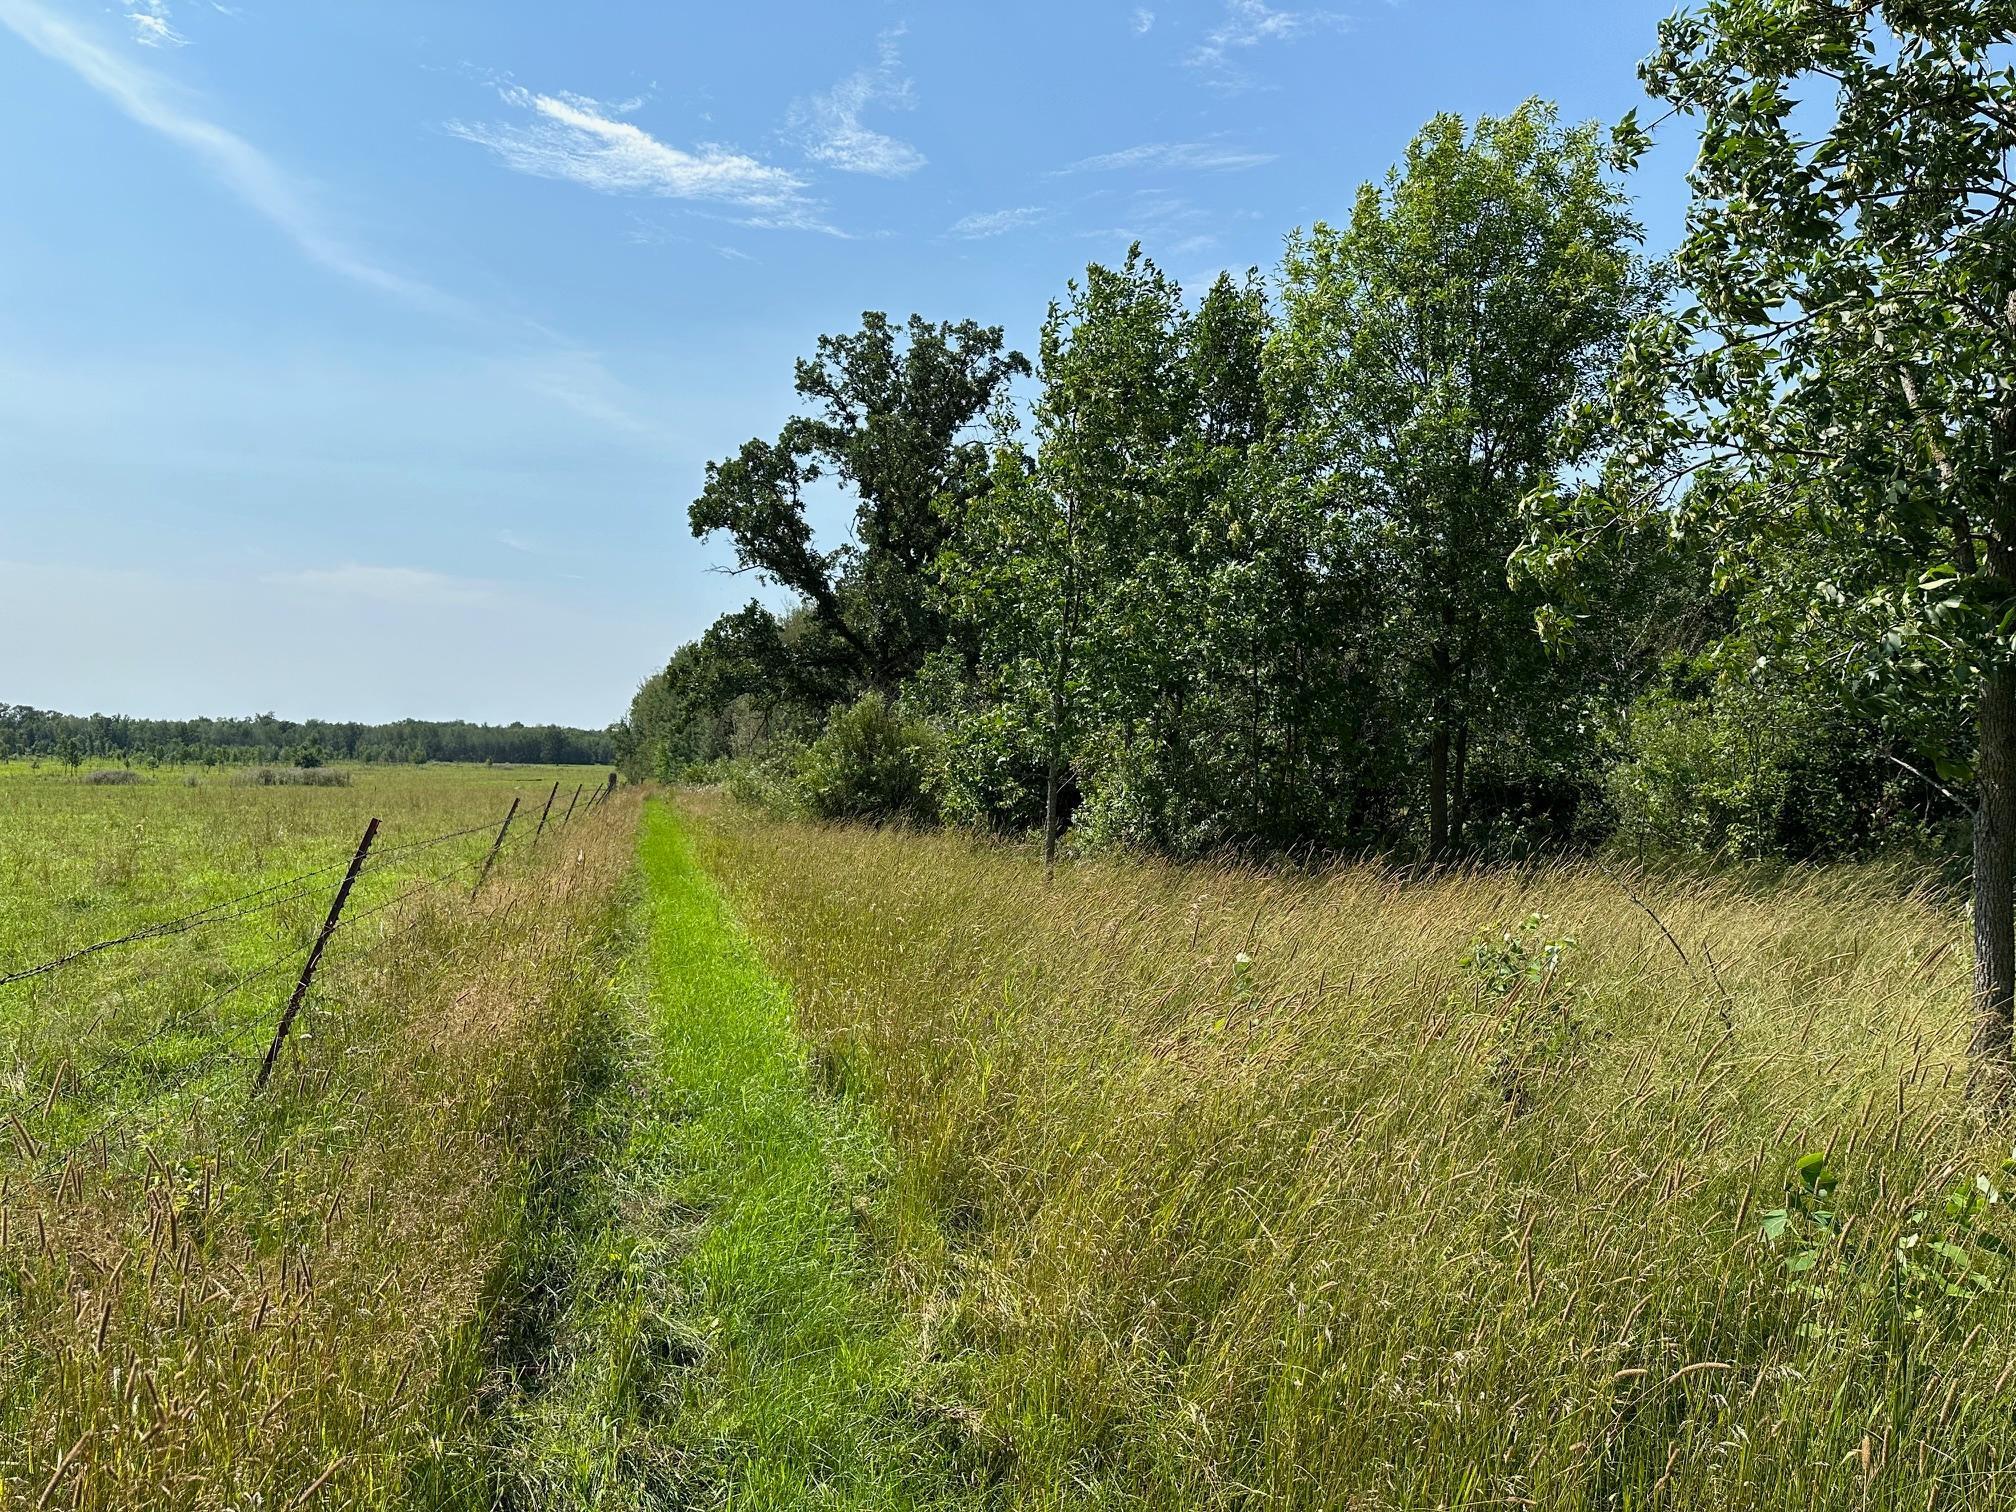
[482,798,988,1511]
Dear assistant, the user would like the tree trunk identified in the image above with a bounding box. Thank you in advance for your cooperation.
[1973,658,2016,1100]
[1452,717,1470,854]
[1427,718,1450,857]
[1427,624,1454,856]
[1043,627,1074,885]
[1042,728,1063,883]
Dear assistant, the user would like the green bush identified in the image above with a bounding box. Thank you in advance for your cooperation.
[792,694,942,824]
[931,700,1050,833]
[1606,655,1945,860]
[722,749,805,813]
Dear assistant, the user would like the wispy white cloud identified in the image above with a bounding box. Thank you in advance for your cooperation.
[790,30,925,178]
[497,530,536,553]
[268,565,500,608]
[449,85,840,231]
[126,0,184,47]
[0,0,455,310]
[497,345,666,440]
[1132,8,1156,34]
[945,206,1047,239]
[1059,140,1277,174]
[1078,189,1220,256]
[1188,0,1347,84]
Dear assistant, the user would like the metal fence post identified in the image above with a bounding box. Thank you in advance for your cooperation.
[255,817,380,1090]
[471,797,520,899]
[534,781,560,843]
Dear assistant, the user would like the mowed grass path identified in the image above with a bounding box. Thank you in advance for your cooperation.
[484,799,987,1510]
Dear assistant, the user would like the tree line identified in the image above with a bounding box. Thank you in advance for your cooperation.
[620,7,2016,1080]
[2,706,616,768]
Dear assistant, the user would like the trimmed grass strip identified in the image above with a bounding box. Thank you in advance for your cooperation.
[482,799,986,1511]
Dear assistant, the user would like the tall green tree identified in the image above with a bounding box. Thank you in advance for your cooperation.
[946,250,1194,872]
[1276,101,1658,853]
[1528,1,2016,1086]
[690,313,1028,694]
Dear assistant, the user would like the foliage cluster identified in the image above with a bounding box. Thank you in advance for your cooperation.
[623,89,1965,866]
[2,704,616,768]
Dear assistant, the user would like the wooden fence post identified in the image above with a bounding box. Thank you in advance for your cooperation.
[562,783,583,828]
[472,797,520,899]
[534,781,560,843]
[255,817,380,1090]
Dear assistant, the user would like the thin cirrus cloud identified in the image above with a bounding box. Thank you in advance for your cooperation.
[1188,0,1347,81]
[268,565,500,608]
[1132,9,1156,34]
[789,30,926,178]
[1059,141,1277,174]
[0,0,456,311]
[126,0,184,47]
[945,206,1048,240]
[448,86,837,231]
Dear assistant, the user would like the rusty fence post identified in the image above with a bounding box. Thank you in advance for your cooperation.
[562,783,583,828]
[534,780,560,843]
[471,797,520,899]
[255,817,380,1090]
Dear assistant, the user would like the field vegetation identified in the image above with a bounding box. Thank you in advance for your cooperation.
[0,762,636,1509]
[686,792,2016,1509]
[12,1,2016,1506]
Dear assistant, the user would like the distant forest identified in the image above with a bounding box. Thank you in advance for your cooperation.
[1,706,616,767]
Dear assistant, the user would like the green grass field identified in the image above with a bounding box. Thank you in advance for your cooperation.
[0,761,634,1509]
[9,768,2016,1508]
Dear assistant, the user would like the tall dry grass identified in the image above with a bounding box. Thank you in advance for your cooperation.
[685,793,2015,1509]
[0,787,639,1510]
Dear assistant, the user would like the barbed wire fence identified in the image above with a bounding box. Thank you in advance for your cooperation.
[0,774,625,1195]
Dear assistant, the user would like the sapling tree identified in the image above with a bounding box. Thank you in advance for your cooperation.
[945,249,1194,874]
[1525,1,2016,1089]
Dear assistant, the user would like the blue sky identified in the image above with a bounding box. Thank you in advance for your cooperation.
[0,0,1693,728]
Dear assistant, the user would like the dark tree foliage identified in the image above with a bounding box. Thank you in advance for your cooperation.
[624,82,1961,903]
[0,706,615,766]
[1525,0,2016,1083]
[689,313,1029,694]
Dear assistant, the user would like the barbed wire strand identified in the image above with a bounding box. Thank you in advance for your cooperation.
[1,796,602,1185]
[0,809,530,989]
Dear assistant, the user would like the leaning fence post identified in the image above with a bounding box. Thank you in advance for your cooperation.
[562,783,583,828]
[471,797,520,899]
[255,817,380,1090]
[602,773,617,804]
[534,781,560,843]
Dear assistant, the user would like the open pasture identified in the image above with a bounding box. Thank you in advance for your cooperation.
[0,762,634,1510]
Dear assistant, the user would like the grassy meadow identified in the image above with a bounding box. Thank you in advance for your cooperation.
[681,792,2016,1510]
[12,763,2016,1509]
[0,760,635,1509]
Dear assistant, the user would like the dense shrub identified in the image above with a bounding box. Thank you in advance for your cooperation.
[1606,656,1951,860]
[931,700,1051,834]
[233,766,353,788]
[81,769,142,786]
[793,695,942,824]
